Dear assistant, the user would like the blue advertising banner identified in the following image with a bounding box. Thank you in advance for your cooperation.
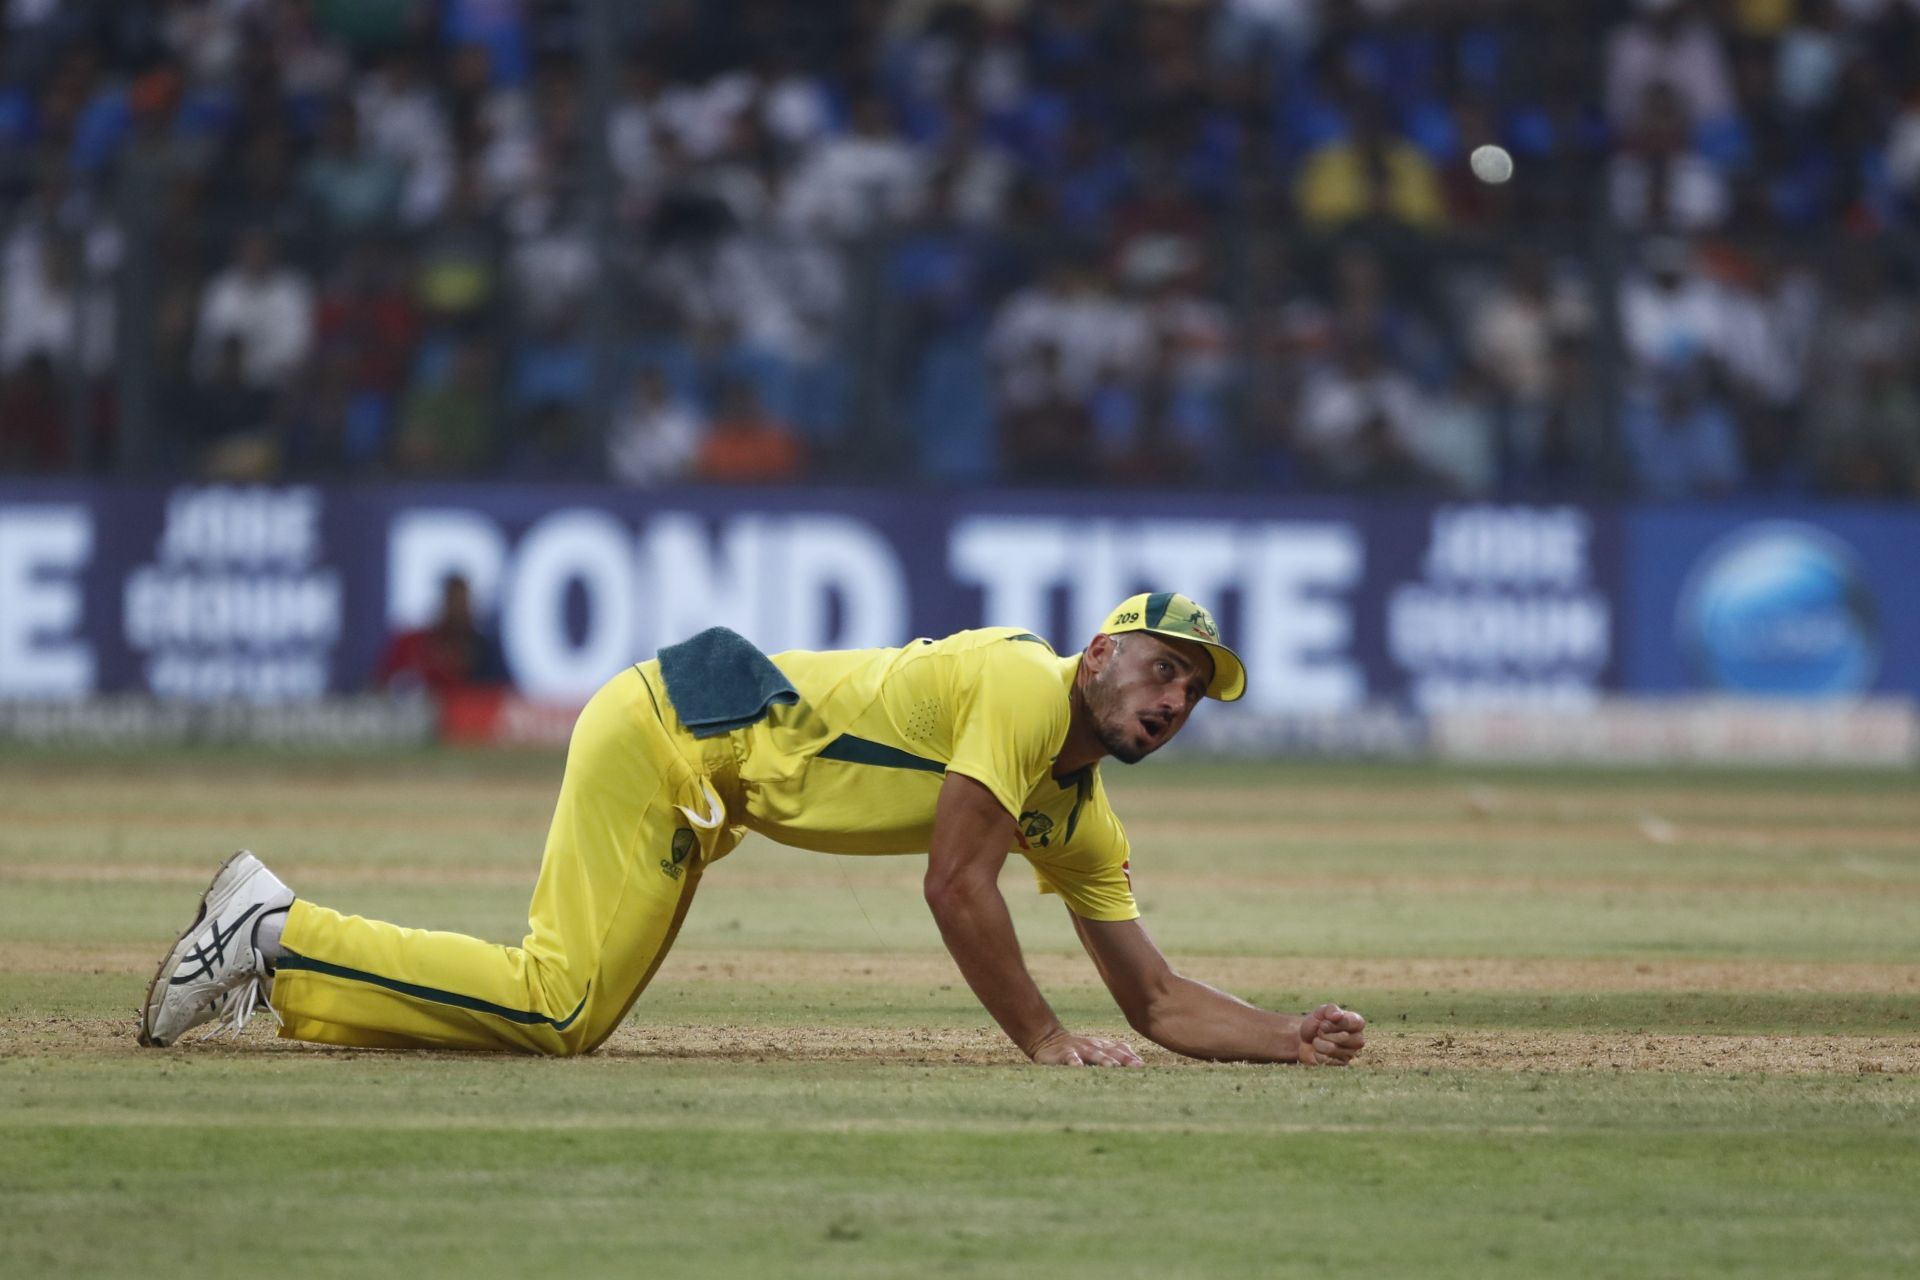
[5,481,1628,712]
[1,484,362,703]
[1621,506,1920,699]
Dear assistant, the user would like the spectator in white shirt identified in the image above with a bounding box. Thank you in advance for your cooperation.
[609,54,668,204]
[1469,248,1595,403]
[1714,244,1820,410]
[781,94,927,237]
[1885,95,1920,210]
[1776,0,1851,114]
[989,259,1149,408]
[655,70,757,163]
[1609,82,1730,232]
[0,233,83,372]
[356,48,456,226]
[1293,323,1428,487]
[1410,364,1501,497]
[1618,238,1733,374]
[1606,0,1737,131]
[608,367,703,487]
[193,229,315,388]
[159,0,242,84]
[754,46,834,149]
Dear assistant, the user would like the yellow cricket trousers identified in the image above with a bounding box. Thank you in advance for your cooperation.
[270,664,740,1055]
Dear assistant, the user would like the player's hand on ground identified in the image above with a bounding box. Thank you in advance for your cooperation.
[1296,1003,1367,1066]
[1027,1029,1145,1067]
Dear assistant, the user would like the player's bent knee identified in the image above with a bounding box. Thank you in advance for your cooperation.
[544,1015,607,1058]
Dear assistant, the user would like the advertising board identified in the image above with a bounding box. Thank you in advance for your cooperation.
[1622,507,1920,699]
[0,484,1626,715]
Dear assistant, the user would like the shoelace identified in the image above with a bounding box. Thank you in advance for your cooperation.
[196,948,284,1041]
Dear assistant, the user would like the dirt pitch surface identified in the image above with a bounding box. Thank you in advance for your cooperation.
[657,949,1920,995]
[5,1012,1917,1075]
[10,941,1920,995]
[8,945,1918,1075]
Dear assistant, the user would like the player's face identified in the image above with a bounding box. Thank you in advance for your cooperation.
[1086,633,1213,764]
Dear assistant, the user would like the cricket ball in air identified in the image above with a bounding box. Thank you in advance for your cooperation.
[1470,145,1513,185]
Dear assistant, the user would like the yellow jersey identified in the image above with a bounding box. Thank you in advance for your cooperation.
[730,627,1138,922]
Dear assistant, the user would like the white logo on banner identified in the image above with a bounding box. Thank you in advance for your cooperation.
[949,517,1364,714]
[389,510,907,699]
[0,505,95,698]
[123,488,342,702]
[1387,507,1609,709]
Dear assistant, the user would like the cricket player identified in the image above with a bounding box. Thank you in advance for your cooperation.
[140,592,1367,1068]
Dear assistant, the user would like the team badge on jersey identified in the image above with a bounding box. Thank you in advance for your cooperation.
[1019,811,1055,848]
[661,827,696,880]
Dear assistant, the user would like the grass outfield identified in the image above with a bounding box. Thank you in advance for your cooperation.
[2,751,1917,1279]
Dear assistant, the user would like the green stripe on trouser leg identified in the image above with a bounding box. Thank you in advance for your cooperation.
[268,667,718,1055]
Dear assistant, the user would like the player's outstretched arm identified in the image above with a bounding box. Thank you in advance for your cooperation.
[1071,913,1366,1066]
[925,773,1143,1067]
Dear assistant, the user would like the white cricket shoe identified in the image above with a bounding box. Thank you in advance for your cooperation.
[139,851,294,1047]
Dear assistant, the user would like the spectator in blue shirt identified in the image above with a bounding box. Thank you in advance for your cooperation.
[1621,348,1745,499]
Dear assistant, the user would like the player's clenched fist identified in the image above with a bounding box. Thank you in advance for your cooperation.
[1027,1029,1146,1067]
[1295,1003,1366,1066]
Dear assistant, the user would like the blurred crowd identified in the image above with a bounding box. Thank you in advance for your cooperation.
[2,0,1919,499]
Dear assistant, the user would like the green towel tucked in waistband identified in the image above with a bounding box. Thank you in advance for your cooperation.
[655,626,799,739]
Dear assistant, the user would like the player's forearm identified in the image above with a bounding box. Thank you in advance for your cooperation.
[1139,975,1306,1063]
[924,879,1064,1056]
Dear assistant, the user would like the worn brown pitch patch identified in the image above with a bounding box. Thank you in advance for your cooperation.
[656,949,1920,995]
[4,1014,1916,1075]
[1371,1030,1920,1075]
[603,1025,1920,1074]
[596,1024,1920,1073]
[11,943,1920,995]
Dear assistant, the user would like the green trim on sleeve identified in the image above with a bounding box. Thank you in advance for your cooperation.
[1063,769,1093,845]
[817,733,948,774]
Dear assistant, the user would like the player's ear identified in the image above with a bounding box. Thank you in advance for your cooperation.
[1084,632,1117,676]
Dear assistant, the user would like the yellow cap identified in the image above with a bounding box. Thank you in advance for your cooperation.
[1098,592,1246,702]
